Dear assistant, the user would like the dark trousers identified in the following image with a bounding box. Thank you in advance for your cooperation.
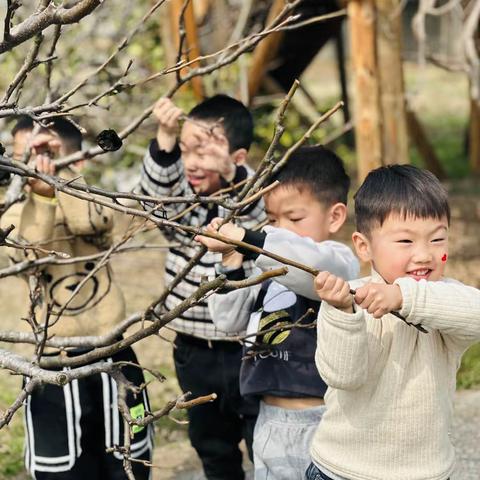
[305,463,335,480]
[24,347,153,480]
[174,333,258,480]
[305,462,450,480]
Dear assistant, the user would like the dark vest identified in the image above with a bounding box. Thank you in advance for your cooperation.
[240,280,328,398]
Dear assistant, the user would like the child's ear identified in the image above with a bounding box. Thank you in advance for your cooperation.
[231,148,247,166]
[328,202,347,234]
[352,231,372,262]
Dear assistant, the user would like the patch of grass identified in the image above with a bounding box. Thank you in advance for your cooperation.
[458,343,480,389]
[0,385,25,477]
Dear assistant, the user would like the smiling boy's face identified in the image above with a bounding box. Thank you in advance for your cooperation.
[353,213,449,284]
[264,184,346,242]
[179,119,246,195]
[179,120,221,194]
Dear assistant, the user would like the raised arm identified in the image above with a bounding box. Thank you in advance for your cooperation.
[138,98,190,222]
[245,226,359,300]
[208,265,261,334]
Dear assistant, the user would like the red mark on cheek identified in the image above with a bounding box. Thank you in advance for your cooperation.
[441,253,448,262]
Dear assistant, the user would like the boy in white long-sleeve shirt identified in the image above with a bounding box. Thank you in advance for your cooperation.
[197,146,359,480]
[307,164,480,480]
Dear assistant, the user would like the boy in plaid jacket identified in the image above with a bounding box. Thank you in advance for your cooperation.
[139,94,266,479]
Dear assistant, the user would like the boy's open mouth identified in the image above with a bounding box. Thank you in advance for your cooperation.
[187,174,205,186]
[407,268,432,281]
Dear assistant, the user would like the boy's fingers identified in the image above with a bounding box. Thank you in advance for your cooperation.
[35,154,49,173]
[340,281,351,300]
[210,218,223,230]
[212,130,228,146]
[47,157,56,175]
[194,234,209,245]
[354,285,371,305]
[323,275,338,293]
[155,97,170,111]
[47,138,61,153]
[164,107,182,126]
[314,271,329,290]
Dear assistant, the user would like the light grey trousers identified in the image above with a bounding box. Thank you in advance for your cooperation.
[253,400,326,480]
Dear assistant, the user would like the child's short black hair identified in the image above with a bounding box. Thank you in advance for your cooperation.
[354,164,450,235]
[11,116,82,152]
[188,94,253,152]
[269,145,350,206]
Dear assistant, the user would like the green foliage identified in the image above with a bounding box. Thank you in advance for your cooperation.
[410,113,469,179]
[251,101,354,175]
[0,387,25,477]
[457,343,480,389]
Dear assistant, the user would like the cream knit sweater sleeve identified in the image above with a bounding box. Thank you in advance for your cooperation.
[396,277,480,350]
[315,303,368,390]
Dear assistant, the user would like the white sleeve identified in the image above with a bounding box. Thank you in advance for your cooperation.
[208,271,261,334]
[255,226,360,300]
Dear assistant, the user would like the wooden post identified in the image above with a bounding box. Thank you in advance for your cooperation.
[348,0,383,182]
[169,0,204,100]
[247,0,286,102]
[375,0,409,166]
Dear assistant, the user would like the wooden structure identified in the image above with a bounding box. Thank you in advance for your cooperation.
[165,0,205,100]
[159,0,478,179]
[348,0,409,181]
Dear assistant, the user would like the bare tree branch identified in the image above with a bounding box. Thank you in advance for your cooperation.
[0,0,103,54]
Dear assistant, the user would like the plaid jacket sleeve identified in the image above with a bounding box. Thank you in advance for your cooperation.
[139,139,192,222]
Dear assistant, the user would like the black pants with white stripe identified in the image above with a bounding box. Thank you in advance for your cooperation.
[174,334,258,480]
[24,347,153,480]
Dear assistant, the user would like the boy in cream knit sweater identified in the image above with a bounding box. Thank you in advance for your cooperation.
[305,165,480,480]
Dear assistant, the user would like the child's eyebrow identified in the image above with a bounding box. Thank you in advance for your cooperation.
[283,208,306,215]
[393,225,448,235]
[265,208,304,215]
[430,225,448,234]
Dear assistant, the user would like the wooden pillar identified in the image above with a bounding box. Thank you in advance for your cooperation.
[348,0,409,181]
[169,0,204,100]
[375,0,409,166]
[348,0,383,182]
[247,0,286,103]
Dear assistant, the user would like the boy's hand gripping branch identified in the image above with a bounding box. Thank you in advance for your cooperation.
[196,222,428,333]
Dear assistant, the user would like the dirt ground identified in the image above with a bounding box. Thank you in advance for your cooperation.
[0,185,479,479]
